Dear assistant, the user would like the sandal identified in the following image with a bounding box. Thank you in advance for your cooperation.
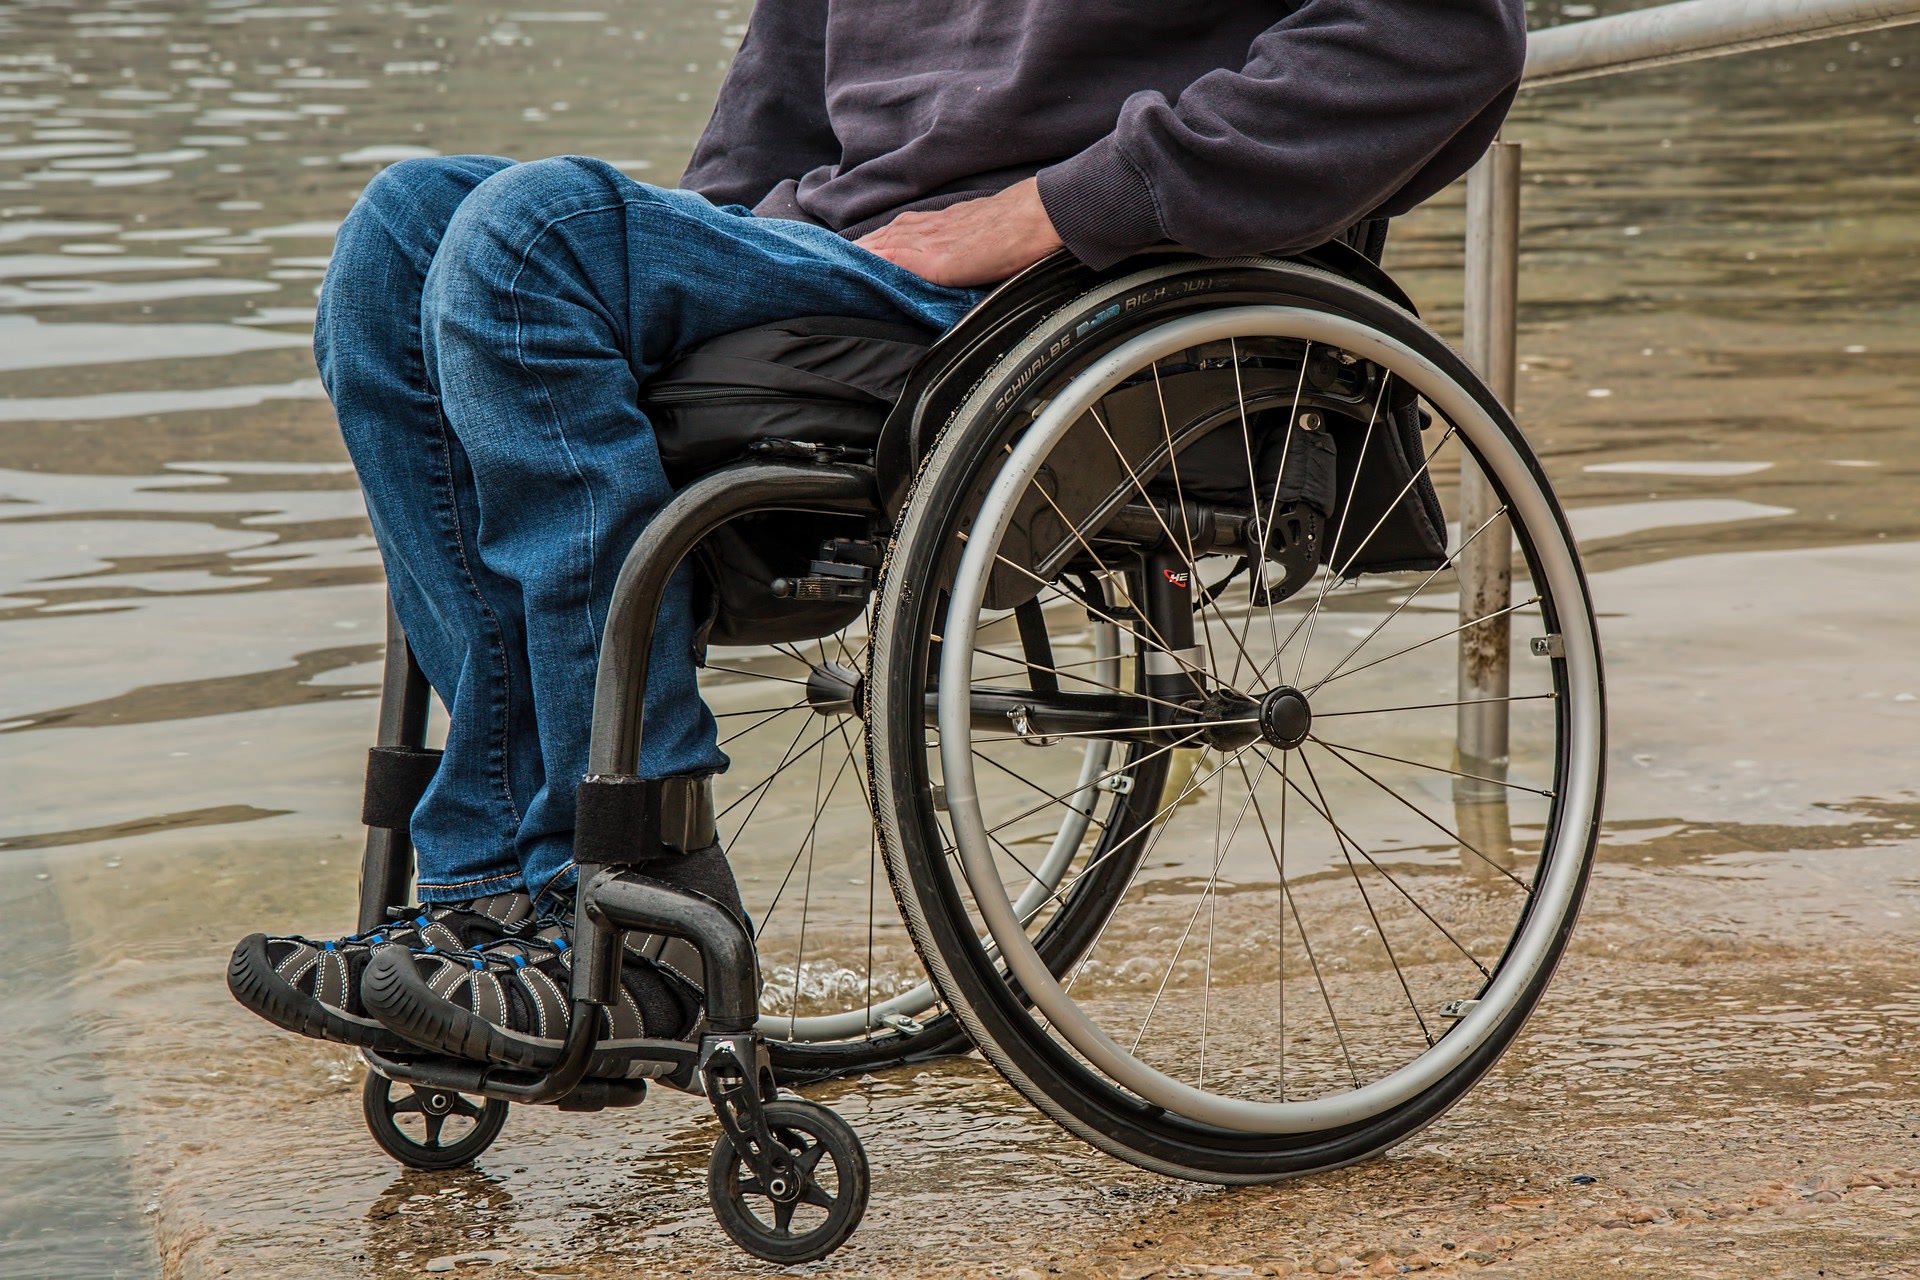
[226,890,537,1052]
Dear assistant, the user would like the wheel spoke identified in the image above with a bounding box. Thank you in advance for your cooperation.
[787,733,841,1037]
[1085,402,1266,687]
[449,1096,484,1119]
[1228,336,1289,671]
[757,732,854,934]
[421,1110,447,1147]
[972,644,1129,680]
[702,663,812,688]
[1312,737,1533,890]
[1242,419,1466,694]
[968,634,1203,716]
[984,551,1224,699]
[1010,451,1192,670]
[1329,421,1460,583]
[1289,370,1390,685]
[1270,815,1364,1083]
[1308,735,1555,798]
[1307,594,1543,696]
[1130,746,1267,1054]
[1315,693,1554,718]
[972,747,1109,834]
[1299,506,1514,692]
[980,732,1185,841]
[1296,749,1435,1047]
[1061,745,1249,996]
[713,701,811,719]
[1148,362,1256,710]
[1263,745,1496,976]
[717,699,810,749]
[718,713,828,827]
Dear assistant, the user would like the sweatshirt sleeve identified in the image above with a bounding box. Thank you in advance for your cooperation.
[680,0,839,208]
[1035,0,1528,269]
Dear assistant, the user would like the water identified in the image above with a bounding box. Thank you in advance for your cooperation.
[1,3,1916,1275]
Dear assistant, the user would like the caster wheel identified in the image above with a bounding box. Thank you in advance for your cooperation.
[362,1070,508,1171]
[708,1099,869,1263]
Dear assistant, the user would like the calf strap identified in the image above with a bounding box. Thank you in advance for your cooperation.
[575,774,717,863]
[362,746,443,831]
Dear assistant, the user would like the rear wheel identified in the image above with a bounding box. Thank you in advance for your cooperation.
[868,257,1605,1181]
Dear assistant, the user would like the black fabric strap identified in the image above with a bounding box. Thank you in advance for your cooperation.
[575,774,717,864]
[362,746,443,830]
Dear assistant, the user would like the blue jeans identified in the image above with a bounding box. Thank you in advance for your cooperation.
[316,156,978,904]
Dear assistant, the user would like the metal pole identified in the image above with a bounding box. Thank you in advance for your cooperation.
[1456,140,1521,804]
[1524,0,1920,87]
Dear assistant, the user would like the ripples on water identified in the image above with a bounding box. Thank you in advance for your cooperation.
[0,1,1916,1274]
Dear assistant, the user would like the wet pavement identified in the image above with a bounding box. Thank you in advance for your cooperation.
[2,1,1919,1277]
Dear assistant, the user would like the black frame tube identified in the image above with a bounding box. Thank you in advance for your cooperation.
[356,599,433,934]
[585,461,877,776]
[581,869,760,1033]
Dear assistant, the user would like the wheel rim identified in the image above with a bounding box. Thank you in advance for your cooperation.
[934,304,1603,1134]
[368,1073,499,1156]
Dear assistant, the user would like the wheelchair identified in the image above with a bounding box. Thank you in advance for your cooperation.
[347,228,1606,1262]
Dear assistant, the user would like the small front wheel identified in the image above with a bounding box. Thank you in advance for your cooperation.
[707,1099,869,1263]
[362,1070,508,1170]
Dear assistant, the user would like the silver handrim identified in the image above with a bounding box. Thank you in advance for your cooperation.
[936,305,1602,1133]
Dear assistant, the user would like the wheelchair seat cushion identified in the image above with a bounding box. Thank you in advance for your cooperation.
[643,315,937,482]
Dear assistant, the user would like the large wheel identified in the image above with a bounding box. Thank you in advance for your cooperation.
[868,257,1605,1182]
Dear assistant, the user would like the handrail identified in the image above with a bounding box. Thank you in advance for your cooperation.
[1525,0,1920,87]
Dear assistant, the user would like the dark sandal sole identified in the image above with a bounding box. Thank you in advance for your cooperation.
[227,933,413,1053]
[362,947,688,1076]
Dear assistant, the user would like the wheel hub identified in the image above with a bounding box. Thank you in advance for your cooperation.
[1189,691,1262,751]
[1257,685,1312,750]
[806,660,862,717]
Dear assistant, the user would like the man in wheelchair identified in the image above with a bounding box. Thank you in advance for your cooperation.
[230,0,1527,1069]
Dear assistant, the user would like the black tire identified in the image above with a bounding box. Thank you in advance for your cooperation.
[869,256,1605,1182]
[362,1070,508,1171]
[707,1099,869,1263]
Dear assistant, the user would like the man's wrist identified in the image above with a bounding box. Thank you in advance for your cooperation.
[1037,138,1166,271]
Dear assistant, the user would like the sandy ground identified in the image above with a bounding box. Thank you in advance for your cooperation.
[22,540,1913,1280]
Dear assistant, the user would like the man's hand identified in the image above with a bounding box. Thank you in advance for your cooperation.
[856,177,1064,288]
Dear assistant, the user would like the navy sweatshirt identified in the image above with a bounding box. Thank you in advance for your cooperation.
[681,0,1527,270]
